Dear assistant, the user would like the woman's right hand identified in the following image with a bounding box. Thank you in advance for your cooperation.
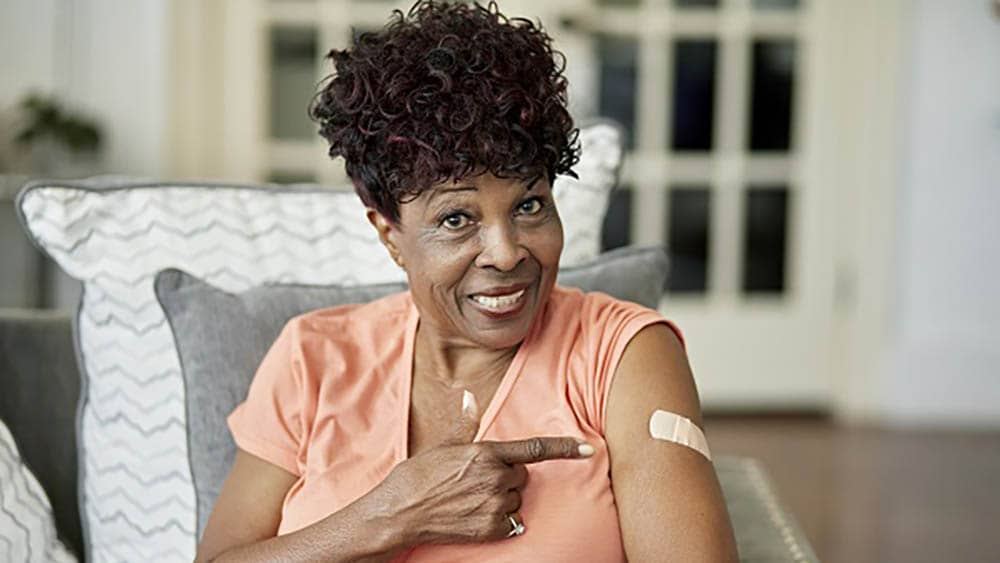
[369,391,594,547]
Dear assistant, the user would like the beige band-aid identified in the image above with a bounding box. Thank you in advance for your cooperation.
[648,409,712,461]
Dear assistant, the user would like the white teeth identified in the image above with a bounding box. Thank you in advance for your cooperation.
[471,289,525,310]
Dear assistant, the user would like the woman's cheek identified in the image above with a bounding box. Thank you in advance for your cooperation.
[533,217,563,264]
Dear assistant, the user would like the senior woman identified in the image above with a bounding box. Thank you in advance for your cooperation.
[196,1,737,561]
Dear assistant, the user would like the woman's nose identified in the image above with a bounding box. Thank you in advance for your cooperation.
[475,223,527,272]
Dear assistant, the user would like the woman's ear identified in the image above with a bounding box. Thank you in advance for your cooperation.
[366,208,405,269]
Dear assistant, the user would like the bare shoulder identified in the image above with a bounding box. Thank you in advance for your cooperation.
[603,323,739,561]
[607,322,702,432]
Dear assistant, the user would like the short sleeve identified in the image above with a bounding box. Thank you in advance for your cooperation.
[582,293,685,435]
[226,320,305,476]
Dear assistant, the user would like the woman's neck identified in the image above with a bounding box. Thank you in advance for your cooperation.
[413,320,519,389]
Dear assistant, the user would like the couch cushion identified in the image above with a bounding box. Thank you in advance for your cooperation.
[154,245,668,538]
[13,122,623,562]
[0,418,77,562]
[0,308,83,559]
[715,457,819,562]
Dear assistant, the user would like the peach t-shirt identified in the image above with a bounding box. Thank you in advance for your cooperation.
[227,285,683,562]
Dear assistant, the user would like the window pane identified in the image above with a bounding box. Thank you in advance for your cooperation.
[748,40,796,151]
[742,187,789,293]
[598,0,640,5]
[667,187,711,293]
[753,0,799,8]
[270,27,318,140]
[597,35,639,151]
[601,187,633,252]
[671,40,717,151]
[674,0,719,7]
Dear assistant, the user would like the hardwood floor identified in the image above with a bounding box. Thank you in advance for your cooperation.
[704,416,1000,563]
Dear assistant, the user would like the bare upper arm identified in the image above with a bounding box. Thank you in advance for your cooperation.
[606,323,738,562]
[196,449,298,562]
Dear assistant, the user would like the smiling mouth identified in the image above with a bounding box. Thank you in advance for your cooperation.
[468,288,526,310]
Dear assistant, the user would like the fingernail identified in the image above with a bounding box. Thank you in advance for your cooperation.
[577,443,595,457]
[462,390,477,416]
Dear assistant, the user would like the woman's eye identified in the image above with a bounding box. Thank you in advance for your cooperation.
[441,213,470,230]
[518,197,544,215]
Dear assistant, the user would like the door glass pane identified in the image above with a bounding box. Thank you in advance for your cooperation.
[270,27,318,140]
[597,35,639,151]
[752,0,799,8]
[748,39,796,151]
[674,0,719,7]
[601,187,633,252]
[671,40,717,151]
[742,186,789,293]
[667,187,711,293]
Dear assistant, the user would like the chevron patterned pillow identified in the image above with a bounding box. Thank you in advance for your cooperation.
[0,420,77,563]
[13,122,623,562]
[553,120,624,266]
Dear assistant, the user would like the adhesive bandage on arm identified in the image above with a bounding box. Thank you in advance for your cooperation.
[648,409,712,461]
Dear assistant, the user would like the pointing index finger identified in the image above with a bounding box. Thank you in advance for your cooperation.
[489,437,595,465]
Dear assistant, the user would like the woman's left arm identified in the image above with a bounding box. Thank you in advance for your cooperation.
[606,323,739,562]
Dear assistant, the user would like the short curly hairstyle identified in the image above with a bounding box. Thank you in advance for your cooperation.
[310,0,580,223]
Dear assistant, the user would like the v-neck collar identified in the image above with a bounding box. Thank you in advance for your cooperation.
[397,292,544,461]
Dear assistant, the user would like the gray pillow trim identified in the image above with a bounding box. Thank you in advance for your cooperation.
[155,271,200,543]
[69,295,91,562]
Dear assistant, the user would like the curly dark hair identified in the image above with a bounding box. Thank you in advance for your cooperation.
[310,0,580,223]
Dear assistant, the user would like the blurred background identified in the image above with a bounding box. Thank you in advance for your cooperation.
[1,0,998,561]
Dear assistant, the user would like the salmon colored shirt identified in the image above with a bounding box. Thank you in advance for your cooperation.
[227,285,683,562]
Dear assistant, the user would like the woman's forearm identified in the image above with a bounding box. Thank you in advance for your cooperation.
[203,494,414,563]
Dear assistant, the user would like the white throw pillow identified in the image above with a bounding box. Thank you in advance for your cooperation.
[554,120,624,265]
[15,122,622,561]
[0,421,76,563]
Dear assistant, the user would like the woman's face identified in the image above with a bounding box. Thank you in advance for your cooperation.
[371,172,563,350]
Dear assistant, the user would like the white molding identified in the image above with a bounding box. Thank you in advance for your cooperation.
[167,0,228,179]
[824,0,908,424]
[220,0,267,182]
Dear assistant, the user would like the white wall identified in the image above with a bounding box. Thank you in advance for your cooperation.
[0,0,170,177]
[886,0,1000,427]
[0,0,58,106]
